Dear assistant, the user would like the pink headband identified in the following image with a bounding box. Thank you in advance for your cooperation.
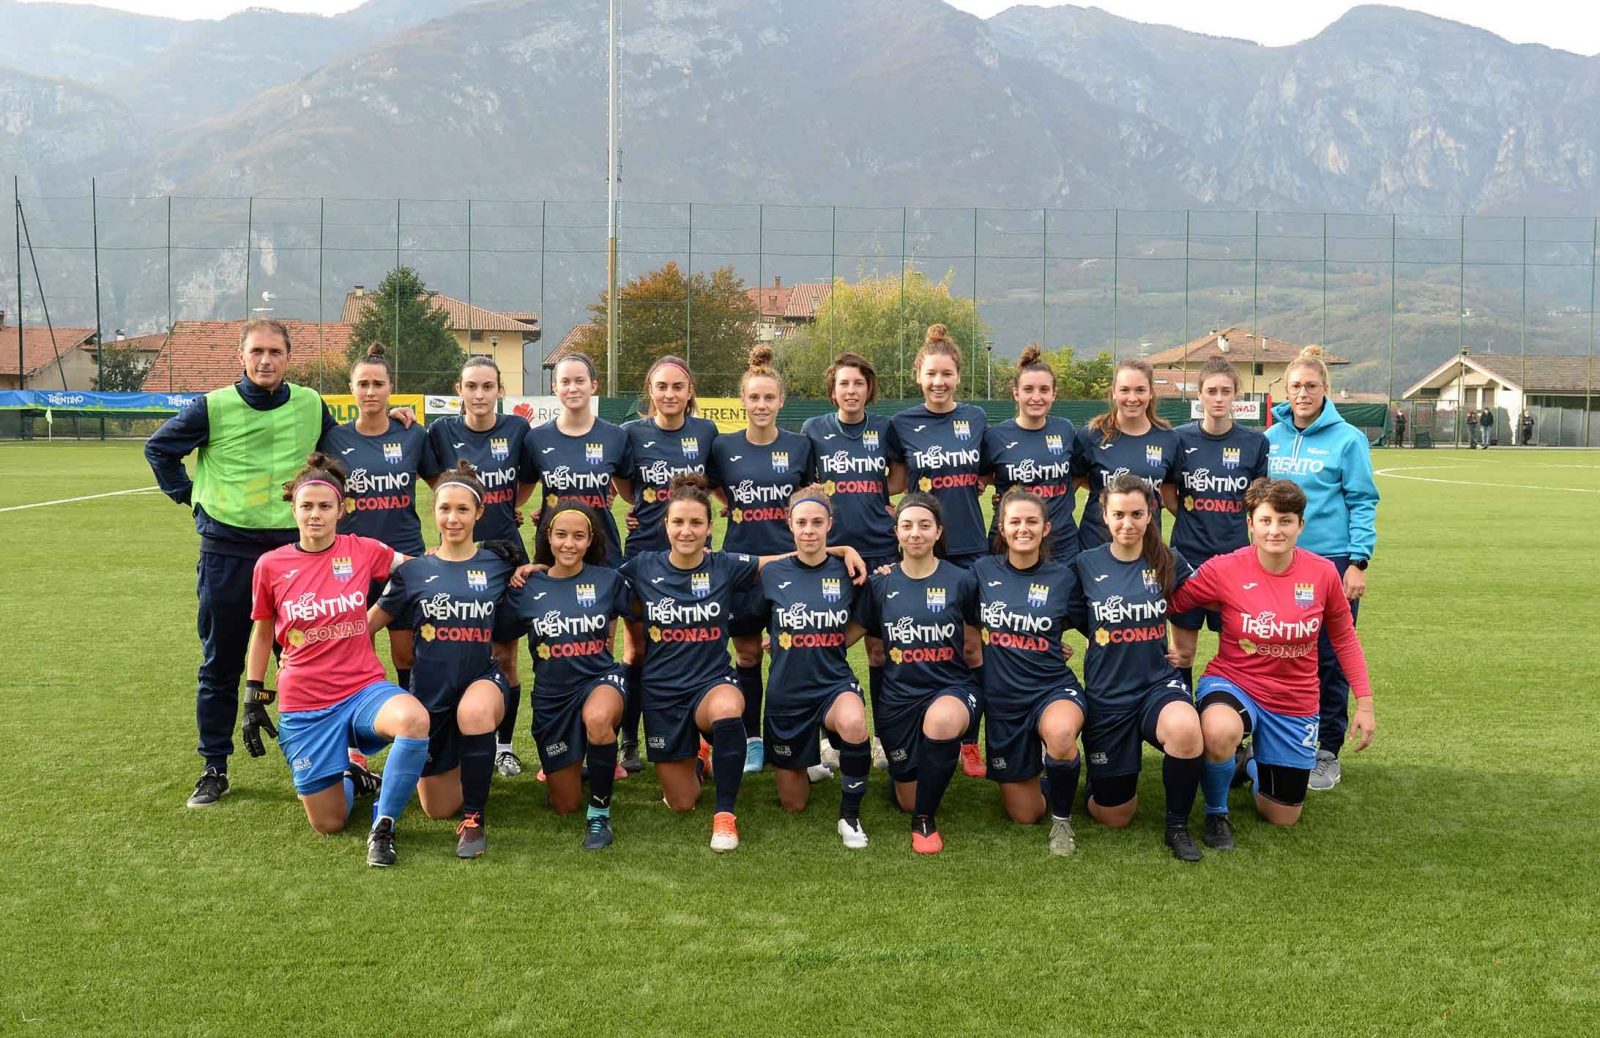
[296,478,345,502]
[652,361,691,383]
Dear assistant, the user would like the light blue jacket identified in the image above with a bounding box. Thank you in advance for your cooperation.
[1265,399,1379,561]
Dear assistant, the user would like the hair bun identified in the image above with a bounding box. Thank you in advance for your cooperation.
[669,472,709,492]
[305,450,333,468]
[748,344,774,369]
[1018,343,1042,366]
[453,459,479,477]
[1299,345,1324,360]
[365,343,386,358]
[924,323,950,344]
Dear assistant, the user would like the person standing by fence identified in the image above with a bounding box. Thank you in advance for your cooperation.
[1520,410,1535,446]
[1479,407,1495,448]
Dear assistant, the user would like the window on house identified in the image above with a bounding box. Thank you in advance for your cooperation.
[470,330,484,342]
[1253,363,1265,376]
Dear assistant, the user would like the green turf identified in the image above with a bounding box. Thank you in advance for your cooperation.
[2,443,1597,1035]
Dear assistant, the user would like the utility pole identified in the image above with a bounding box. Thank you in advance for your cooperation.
[605,0,620,396]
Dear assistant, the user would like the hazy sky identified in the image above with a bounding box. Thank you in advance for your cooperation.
[19,0,1600,56]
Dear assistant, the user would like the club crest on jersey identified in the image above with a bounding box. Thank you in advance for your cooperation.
[953,420,972,441]
[926,586,947,610]
[1141,568,1159,593]
[577,584,598,607]
[490,437,510,461]
[331,557,354,582]
[772,451,789,473]
[1045,434,1064,455]
[467,569,488,591]
[1222,447,1241,469]
[863,430,880,450]
[822,578,842,602]
[1294,582,1315,607]
[382,442,403,464]
[585,443,604,464]
[691,572,711,598]
[681,437,700,460]
[1145,444,1164,465]
[1028,583,1049,607]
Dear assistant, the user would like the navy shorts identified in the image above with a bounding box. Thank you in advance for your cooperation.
[369,578,411,629]
[1170,605,1221,633]
[765,684,862,770]
[1081,678,1192,780]
[532,671,627,773]
[728,586,767,640]
[643,670,739,763]
[417,662,508,777]
[877,686,982,782]
[943,550,986,570]
[278,680,408,796]
[864,554,900,576]
[985,681,1086,783]
[410,660,506,715]
[1197,675,1317,771]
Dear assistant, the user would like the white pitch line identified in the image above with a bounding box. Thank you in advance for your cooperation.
[0,486,161,512]
[1374,466,1599,494]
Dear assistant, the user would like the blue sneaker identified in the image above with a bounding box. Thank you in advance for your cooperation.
[743,737,765,773]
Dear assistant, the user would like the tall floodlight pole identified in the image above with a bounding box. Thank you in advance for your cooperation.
[605,0,620,396]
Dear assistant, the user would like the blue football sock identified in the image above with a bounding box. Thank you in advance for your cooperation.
[374,735,428,827]
[1202,759,1235,816]
[343,776,356,820]
[1245,755,1260,796]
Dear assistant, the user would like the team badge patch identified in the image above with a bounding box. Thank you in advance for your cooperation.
[1028,583,1049,607]
[1294,582,1315,607]
[467,569,488,592]
[1222,447,1241,470]
[577,584,597,607]
[772,451,789,473]
[1145,444,1164,465]
[331,557,353,582]
[1045,434,1064,455]
[691,572,711,598]
[585,442,604,464]
[1141,568,1159,593]
[863,430,880,450]
[489,437,510,461]
[926,587,947,610]
[953,420,972,441]
[681,437,700,460]
[822,578,842,602]
[382,442,403,464]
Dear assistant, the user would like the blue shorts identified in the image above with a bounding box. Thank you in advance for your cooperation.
[1081,679,1192,780]
[985,682,1086,783]
[766,684,862,770]
[532,671,627,773]
[644,671,738,763]
[877,687,982,782]
[1197,675,1317,771]
[278,680,408,796]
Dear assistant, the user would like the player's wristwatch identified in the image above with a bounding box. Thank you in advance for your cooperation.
[1351,559,1369,571]
[246,680,276,705]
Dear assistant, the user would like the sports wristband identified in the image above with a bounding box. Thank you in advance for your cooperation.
[1351,559,1368,571]
[246,680,275,705]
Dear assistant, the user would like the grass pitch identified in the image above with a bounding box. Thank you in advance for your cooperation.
[1,443,1597,1035]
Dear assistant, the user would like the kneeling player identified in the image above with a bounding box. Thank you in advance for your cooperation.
[246,453,432,867]
[1169,477,1375,846]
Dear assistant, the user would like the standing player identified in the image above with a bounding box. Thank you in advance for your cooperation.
[1168,358,1269,690]
[506,501,630,851]
[321,343,439,693]
[613,356,719,775]
[526,351,632,565]
[759,486,874,848]
[367,462,517,859]
[1265,346,1379,792]
[709,345,815,772]
[146,318,337,807]
[1071,358,1180,552]
[973,490,1087,856]
[857,493,982,854]
[801,352,905,770]
[245,453,432,867]
[982,344,1080,560]
[1064,474,1207,862]
[1171,478,1376,847]
[425,354,540,778]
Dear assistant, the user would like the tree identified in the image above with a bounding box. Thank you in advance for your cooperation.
[92,338,153,392]
[568,261,758,397]
[988,345,1116,401]
[346,266,465,394]
[780,269,991,400]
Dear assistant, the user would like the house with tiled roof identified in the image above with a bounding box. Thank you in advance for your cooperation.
[746,277,834,342]
[1143,326,1347,396]
[341,287,539,394]
[0,312,95,390]
[1401,350,1598,446]
[141,321,353,393]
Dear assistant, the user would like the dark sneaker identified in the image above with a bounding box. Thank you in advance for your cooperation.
[344,761,382,799]
[1231,743,1253,788]
[1203,813,1236,851]
[619,739,643,775]
[1165,824,1203,862]
[367,817,398,867]
[583,815,614,851]
[455,812,487,859]
[186,767,230,808]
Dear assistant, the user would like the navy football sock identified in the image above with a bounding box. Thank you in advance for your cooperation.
[374,735,428,826]
[1163,753,1203,826]
[396,667,411,692]
[622,665,644,744]
[460,730,495,819]
[837,737,871,820]
[710,718,746,814]
[587,740,618,817]
[867,666,885,725]
[1202,758,1235,816]
[736,664,764,741]
[1180,666,1194,692]
[913,735,961,824]
[963,666,984,744]
[1044,755,1081,820]
[496,683,521,749]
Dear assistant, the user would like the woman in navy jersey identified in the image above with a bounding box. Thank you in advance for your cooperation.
[613,356,719,775]
[424,354,540,778]
[620,475,864,853]
[1070,358,1180,553]
[709,345,816,774]
[526,351,632,566]
[801,352,905,771]
[320,344,438,695]
[759,485,874,848]
[972,490,1086,856]
[1064,474,1207,862]
[982,344,1079,562]
[1168,358,1269,690]
[857,493,981,855]
[368,462,518,859]
[889,325,988,778]
[505,501,631,851]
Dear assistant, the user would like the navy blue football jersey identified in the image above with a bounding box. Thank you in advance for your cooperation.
[801,413,899,561]
[890,403,989,557]
[321,418,437,555]
[971,554,1080,712]
[1071,424,1181,550]
[377,549,515,711]
[425,414,539,545]
[1171,421,1270,561]
[527,417,632,564]
[508,564,631,696]
[1063,543,1194,706]
[759,555,859,700]
[620,415,719,556]
[709,429,815,556]
[982,416,1080,558]
[619,549,759,698]
[857,560,980,706]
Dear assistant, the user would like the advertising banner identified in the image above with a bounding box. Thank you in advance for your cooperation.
[1188,399,1262,420]
[423,395,595,426]
[322,393,427,425]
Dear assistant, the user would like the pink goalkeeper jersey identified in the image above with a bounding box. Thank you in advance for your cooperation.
[1169,546,1371,716]
[251,534,394,713]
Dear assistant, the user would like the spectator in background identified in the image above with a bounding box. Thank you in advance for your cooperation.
[1393,409,1406,448]
[1479,407,1495,449]
[1464,410,1478,449]
[1520,410,1535,446]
